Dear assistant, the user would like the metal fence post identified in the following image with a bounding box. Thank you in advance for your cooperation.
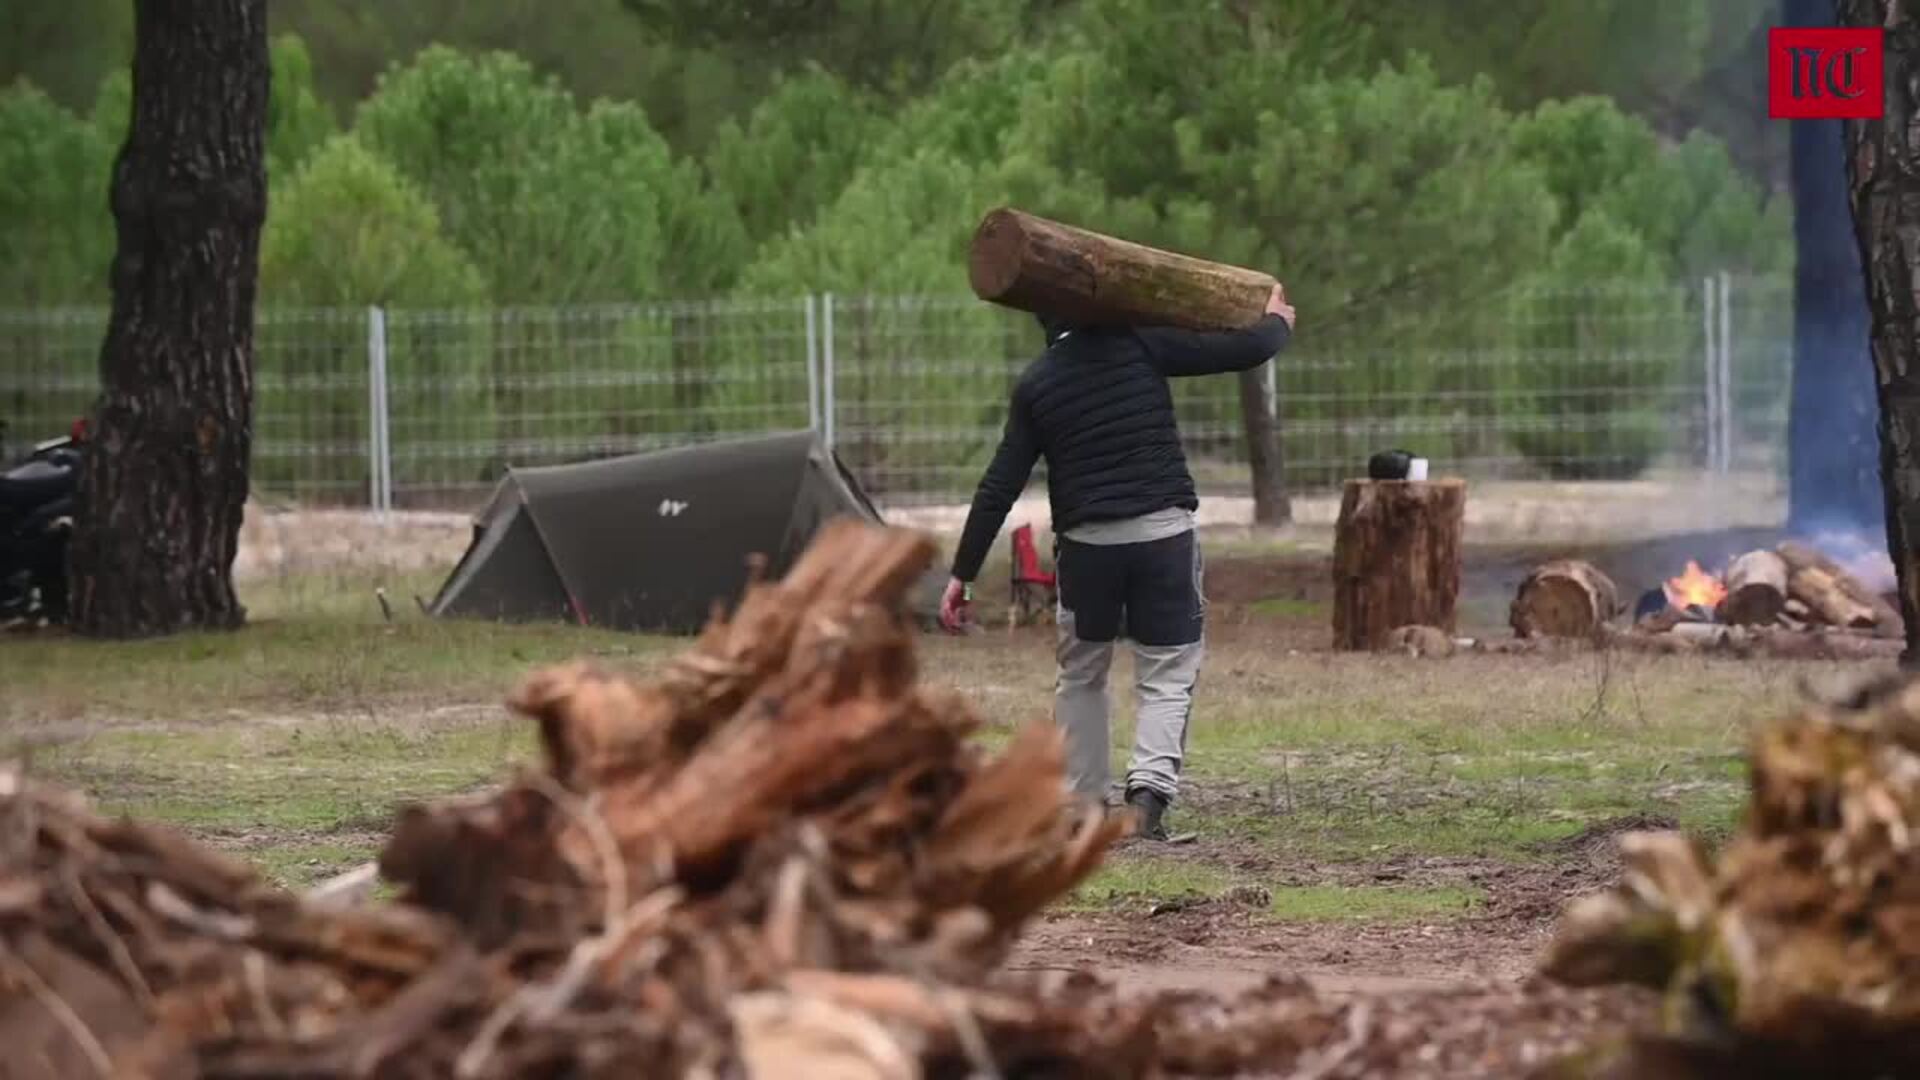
[1718,271,1733,476]
[1701,276,1720,474]
[367,305,392,518]
[822,293,837,452]
[804,295,821,434]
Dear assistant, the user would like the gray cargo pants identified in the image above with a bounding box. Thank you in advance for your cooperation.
[1053,528,1206,804]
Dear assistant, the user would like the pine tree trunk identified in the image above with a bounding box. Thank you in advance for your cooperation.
[1236,366,1290,525]
[1786,0,1883,537]
[1839,0,1920,666]
[68,0,267,638]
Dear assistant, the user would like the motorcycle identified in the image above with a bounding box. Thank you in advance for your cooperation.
[0,418,86,627]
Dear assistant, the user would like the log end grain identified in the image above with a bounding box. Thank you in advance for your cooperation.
[1510,560,1620,640]
[968,207,1028,302]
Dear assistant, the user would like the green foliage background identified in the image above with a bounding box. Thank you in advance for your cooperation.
[0,0,1792,497]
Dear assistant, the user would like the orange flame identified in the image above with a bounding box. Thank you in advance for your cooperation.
[1663,560,1727,610]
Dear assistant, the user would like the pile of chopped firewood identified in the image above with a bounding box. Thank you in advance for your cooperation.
[1542,671,1920,1077]
[0,521,1654,1079]
[1491,543,1908,662]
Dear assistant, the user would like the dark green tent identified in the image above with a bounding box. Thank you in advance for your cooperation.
[428,431,918,634]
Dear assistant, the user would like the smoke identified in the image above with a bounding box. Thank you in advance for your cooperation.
[1798,522,1898,596]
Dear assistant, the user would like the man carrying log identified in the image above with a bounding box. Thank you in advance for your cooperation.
[938,286,1296,841]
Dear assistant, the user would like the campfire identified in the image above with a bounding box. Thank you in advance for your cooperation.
[1507,539,1906,661]
[1660,560,1726,618]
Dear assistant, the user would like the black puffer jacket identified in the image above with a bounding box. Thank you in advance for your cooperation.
[949,313,1291,582]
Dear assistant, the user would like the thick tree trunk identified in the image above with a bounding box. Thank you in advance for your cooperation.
[1786,0,1883,537]
[1331,479,1465,650]
[1839,0,1920,666]
[1236,366,1290,525]
[68,0,267,638]
[968,208,1277,331]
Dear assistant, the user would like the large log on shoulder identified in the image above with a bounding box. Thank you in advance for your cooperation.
[968,207,1277,331]
[1718,551,1789,626]
[1332,479,1466,651]
[1510,560,1620,640]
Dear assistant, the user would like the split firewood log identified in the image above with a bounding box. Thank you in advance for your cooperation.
[1781,562,1876,630]
[1510,560,1621,639]
[1716,551,1788,627]
[1777,540,1899,635]
[968,207,1278,331]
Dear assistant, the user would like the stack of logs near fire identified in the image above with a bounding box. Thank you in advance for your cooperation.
[1507,541,1905,661]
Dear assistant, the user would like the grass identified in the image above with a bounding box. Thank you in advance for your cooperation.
[1067,855,1485,922]
[1268,885,1483,922]
[1246,596,1326,620]
[0,554,1874,930]
[0,616,661,725]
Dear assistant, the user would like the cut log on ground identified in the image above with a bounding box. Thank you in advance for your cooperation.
[968,207,1277,331]
[1332,479,1466,651]
[1510,560,1620,640]
[1778,540,1903,636]
[1717,551,1789,626]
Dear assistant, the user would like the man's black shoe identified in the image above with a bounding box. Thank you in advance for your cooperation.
[1127,787,1170,841]
[1125,787,1197,845]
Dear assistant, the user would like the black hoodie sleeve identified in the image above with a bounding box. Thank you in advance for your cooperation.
[949,381,1040,583]
[1135,313,1291,377]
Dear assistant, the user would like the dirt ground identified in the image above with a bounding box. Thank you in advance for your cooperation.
[1008,812,1669,999]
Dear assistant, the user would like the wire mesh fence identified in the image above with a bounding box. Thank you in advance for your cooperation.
[0,276,1794,512]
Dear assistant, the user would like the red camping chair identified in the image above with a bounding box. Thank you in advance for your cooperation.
[1008,523,1057,628]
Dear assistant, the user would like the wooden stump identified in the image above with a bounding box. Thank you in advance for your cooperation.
[1331,479,1466,651]
[1718,551,1789,626]
[1510,560,1620,640]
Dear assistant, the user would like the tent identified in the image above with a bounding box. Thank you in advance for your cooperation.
[428,431,929,634]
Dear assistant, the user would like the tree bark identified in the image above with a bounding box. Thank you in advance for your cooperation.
[1331,479,1465,651]
[968,208,1277,331]
[1839,0,1920,665]
[1236,365,1290,525]
[68,0,267,638]
[1509,560,1621,640]
[1786,0,1883,538]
